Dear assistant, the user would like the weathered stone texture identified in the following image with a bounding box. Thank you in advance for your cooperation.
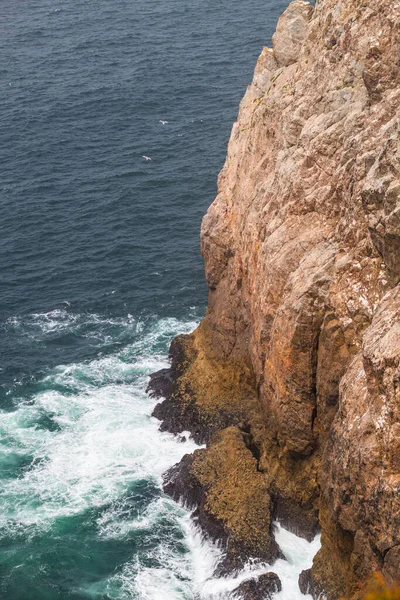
[154,0,400,596]
[163,426,282,572]
[321,286,400,590]
[202,0,399,593]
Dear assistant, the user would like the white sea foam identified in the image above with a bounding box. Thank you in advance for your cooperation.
[272,523,321,600]
[111,512,320,599]
[0,315,321,599]
[4,309,150,345]
[0,379,198,531]
[0,318,198,532]
[190,522,320,599]
[110,510,222,600]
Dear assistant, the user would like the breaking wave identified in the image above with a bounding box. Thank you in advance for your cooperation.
[0,313,320,599]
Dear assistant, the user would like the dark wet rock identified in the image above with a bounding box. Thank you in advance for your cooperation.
[231,572,282,600]
[163,427,283,574]
[152,392,209,445]
[150,332,258,445]
[272,496,319,543]
[163,452,205,510]
[299,568,315,597]
[149,335,213,445]
[147,334,190,400]
[146,367,173,400]
[163,450,231,565]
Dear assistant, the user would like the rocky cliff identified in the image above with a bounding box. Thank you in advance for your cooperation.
[150,0,400,597]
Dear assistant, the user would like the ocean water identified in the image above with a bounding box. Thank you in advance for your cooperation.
[0,0,320,598]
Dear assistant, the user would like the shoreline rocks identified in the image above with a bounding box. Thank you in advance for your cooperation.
[231,572,282,600]
[299,568,315,597]
[149,0,400,596]
[162,427,283,574]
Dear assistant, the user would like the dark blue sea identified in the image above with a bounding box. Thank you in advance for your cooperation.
[0,1,303,598]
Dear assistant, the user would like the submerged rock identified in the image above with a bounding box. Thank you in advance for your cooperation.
[231,572,282,600]
[299,568,315,597]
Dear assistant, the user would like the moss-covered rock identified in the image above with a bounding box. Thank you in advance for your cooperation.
[163,426,282,572]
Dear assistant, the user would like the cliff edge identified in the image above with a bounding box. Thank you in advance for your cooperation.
[150,0,400,597]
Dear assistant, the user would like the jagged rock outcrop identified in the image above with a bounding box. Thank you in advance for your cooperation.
[151,0,400,597]
[299,568,315,597]
[231,572,282,600]
[163,427,282,572]
[316,286,400,594]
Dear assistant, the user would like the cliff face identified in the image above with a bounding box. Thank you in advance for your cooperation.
[152,0,400,597]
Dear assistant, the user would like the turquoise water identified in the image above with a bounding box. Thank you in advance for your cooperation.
[0,317,205,599]
[0,0,303,597]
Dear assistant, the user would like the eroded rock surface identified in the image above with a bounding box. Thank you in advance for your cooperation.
[163,426,282,572]
[231,572,282,600]
[299,568,315,597]
[152,0,400,597]
[317,287,400,593]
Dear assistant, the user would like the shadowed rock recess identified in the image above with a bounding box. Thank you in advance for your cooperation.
[149,0,400,597]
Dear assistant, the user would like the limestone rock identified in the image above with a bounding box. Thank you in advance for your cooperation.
[153,0,400,596]
[272,1,313,67]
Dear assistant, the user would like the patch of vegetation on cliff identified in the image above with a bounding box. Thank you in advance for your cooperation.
[353,574,400,600]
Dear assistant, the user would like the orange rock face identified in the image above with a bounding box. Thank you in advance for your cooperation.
[156,0,400,596]
[200,0,399,594]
